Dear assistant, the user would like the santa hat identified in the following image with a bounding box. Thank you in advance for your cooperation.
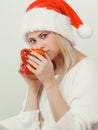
[22,0,93,45]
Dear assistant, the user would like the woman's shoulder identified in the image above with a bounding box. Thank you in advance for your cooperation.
[61,56,98,82]
[72,57,98,86]
[81,56,98,65]
[78,56,98,72]
[70,56,98,74]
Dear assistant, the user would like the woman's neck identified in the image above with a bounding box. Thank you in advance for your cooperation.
[73,48,87,64]
[53,54,64,75]
[53,48,87,75]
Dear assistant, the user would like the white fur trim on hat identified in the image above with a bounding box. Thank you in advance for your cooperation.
[22,8,75,44]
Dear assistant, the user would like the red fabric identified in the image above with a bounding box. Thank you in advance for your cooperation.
[26,0,83,28]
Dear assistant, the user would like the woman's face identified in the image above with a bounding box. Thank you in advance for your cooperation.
[25,31,61,60]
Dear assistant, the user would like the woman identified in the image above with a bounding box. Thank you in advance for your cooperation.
[0,0,98,130]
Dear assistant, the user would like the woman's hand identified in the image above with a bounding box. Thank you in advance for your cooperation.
[19,69,41,88]
[26,51,55,86]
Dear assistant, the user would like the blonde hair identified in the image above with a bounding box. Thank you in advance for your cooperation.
[38,32,77,125]
[51,32,76,83]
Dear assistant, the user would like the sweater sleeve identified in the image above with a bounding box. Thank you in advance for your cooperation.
[19,109,40,130]
[18,95,41,130]
[0,110,40,130]
[17,88,41,130]
[0,96,40,130]
[51,60,98,130]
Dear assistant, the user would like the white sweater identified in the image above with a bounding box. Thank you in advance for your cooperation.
[0,57,98,130]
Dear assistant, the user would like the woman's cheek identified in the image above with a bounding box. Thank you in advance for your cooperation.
[48,52,58,60]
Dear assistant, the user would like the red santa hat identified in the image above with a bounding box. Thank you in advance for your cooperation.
[22,0,93,45]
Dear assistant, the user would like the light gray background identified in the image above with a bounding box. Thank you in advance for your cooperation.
[0,0,98,120]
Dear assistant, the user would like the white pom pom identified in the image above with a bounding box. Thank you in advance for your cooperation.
[77,24,93,38]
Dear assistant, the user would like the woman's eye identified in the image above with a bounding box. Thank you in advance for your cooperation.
[28,39,36,44]
[40,34,48,39]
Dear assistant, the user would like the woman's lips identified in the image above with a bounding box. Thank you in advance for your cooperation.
[44,50,50,54]
[46,50,50,53]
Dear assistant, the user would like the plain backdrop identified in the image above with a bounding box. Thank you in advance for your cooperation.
[0,0,98,120]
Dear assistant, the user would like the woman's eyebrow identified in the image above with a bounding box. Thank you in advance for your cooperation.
[38,31,46,36]
[38,32,43,37]
[26,31,49,40]
[28,31,43,38]
[38,31,49,37]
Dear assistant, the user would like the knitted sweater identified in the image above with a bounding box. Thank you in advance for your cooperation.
[0,57,98,130]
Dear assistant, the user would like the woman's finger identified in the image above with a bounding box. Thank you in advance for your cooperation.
[28,54,41,65]
[27,59,39,68]
[30,51,46,63]
[26,64,37,74]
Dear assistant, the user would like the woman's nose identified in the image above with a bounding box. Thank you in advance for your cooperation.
[40,47,45,50]
[36,42,45,49]
[31,42,44,49]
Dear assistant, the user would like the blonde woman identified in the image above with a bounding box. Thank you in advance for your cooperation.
[0,0,98,130]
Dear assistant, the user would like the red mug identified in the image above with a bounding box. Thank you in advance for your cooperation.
[20,48,45,75]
